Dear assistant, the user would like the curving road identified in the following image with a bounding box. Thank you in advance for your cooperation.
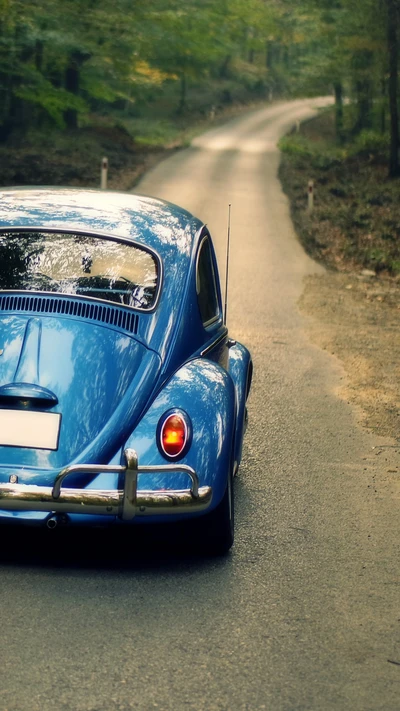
[1,99,400,711]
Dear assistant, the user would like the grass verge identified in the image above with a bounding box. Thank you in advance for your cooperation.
[281,109,400,441]
[279,111,400,277]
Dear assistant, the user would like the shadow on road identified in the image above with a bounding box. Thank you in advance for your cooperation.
[0,524,230,572]
[0,478,248,572]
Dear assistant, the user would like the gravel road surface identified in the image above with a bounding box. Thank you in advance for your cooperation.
[1,99,399,711]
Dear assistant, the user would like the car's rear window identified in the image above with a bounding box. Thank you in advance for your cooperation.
[0,231,159,310]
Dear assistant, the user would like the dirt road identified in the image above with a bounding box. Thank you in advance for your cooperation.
[1,99,399,711]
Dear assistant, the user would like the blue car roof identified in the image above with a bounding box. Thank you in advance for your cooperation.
[0,187,203,261]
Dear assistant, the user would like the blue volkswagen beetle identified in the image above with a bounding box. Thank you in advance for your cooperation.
[0,188,252,554]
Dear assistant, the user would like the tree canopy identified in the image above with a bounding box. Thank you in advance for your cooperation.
[1,0,400,173]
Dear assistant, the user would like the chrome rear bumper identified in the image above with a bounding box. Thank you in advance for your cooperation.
[0,449,212,520]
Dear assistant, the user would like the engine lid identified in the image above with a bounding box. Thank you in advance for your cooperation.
[0,314,160,480]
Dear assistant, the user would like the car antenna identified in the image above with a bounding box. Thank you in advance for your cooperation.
[224,203,231,325]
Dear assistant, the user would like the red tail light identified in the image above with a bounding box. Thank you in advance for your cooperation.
[159,411,190,459]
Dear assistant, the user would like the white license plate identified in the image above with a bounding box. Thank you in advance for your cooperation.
[0,409,61,450]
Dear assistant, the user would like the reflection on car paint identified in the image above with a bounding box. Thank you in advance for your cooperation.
[0,188,252,546]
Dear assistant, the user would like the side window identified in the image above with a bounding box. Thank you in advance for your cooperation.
[196,236,220,326]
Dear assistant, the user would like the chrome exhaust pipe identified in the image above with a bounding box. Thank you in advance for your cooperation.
[46,516,58,530]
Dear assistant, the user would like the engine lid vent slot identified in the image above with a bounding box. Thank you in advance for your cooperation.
[0,294,138,334]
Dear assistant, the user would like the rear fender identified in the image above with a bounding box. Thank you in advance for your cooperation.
[228,341,252,469]
[124,358,236,511]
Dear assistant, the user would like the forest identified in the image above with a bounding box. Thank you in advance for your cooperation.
[0,0,400,178]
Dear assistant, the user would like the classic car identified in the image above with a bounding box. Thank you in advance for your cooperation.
[0,187,252,554]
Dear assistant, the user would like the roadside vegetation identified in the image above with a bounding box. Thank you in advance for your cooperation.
[0,0,318,189]
[279,110,400,277]
[275,0,400,278]
[280,109,400,441]
[1,0,400,256]
[2,0,399,194]
[273,0,400,442]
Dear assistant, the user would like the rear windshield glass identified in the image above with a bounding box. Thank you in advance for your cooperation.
[0,231,159,309]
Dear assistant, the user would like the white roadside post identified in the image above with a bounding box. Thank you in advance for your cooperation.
[100,157,108,190]
[307,179,314,214]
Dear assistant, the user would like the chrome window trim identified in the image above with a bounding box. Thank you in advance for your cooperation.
[0,226,163,314]
[202,314,221,328]
[195,233,221,327]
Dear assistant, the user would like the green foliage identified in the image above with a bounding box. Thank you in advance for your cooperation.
[350,130,389,156]
[280,109,400,276]
[229,58,270,92]
[1,0,338,133]
[279,133,346,169]
[17,84,88,128]
[121,116,183,147]
[0,0,398,174]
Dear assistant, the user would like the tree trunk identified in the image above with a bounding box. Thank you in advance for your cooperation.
[0,25,31,135]
[64,54,80,129]
[219,54,231,79]
[178,72,187,114]
[387,0,400,176]
[334,82,345,144]
[351,47,373,135]
[380,77,386,134]
[35,40,44,72]
[64,50,89,129]
[266,41,273,70]
[283,46,289,70]
[356,79,372,132]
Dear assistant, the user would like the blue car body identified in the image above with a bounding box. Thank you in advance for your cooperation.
[0,188,251,551]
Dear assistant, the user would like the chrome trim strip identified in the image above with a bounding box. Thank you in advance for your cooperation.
[200,329,228,357]
[195,234,222,327]
[122,448,138,521]
[202,314,221,328]
[0,485,212,517]
[52,463,126,500]
[53,451,199,499]
[135,487,212,515]
[0,484,123,516]
[138,464,199,497]
[0,449,211,520]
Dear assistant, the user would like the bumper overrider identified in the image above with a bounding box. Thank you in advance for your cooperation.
[0,449,212,520]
